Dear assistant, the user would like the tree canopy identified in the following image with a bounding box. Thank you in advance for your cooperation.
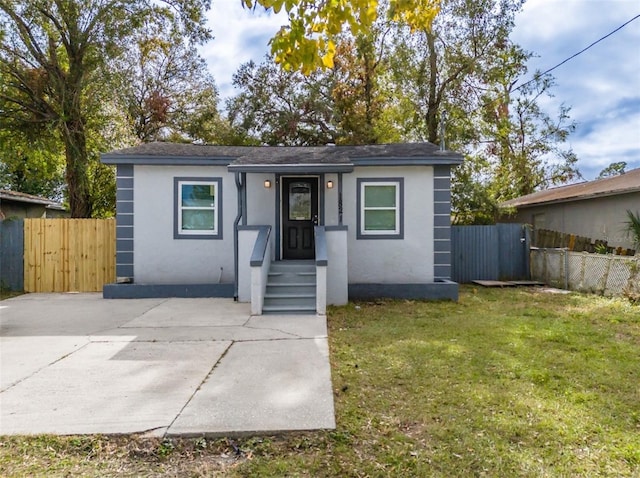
[247,0,440,73]
[0,0,212,216]
[237,0,581,224]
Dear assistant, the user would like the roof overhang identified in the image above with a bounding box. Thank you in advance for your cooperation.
[101,155,233,166]
[0,192,65,209]
[227,163,355,173]
[350,156,464,166]
[503,188,640,209]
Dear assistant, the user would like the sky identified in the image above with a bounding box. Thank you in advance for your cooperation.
[199,0,640,180]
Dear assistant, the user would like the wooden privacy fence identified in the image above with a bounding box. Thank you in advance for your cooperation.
[24,218,116,292]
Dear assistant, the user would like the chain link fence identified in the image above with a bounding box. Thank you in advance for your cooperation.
[531,248,640,297]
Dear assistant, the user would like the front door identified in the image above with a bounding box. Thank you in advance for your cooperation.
[282,177,318,260]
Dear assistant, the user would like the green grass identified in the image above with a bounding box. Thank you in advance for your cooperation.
[1,286,639,477]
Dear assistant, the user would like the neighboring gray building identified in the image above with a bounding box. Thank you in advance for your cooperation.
[0,190,68,219]
[102,142,463,312]
[501,168,640,249]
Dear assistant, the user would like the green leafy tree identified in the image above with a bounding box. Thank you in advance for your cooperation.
[247,0,439,73]
[110,18,227,144]
[382,0,578,223]
[227,57,338,145]
[0,131,65,200]
[227,23,402,147]
[451,51,579,224]
[331,27,402,144]
[0,0,211,217]
[598,161,627,179]
[387,0,526,143]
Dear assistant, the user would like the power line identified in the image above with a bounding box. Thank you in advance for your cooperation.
[514,13,640,92]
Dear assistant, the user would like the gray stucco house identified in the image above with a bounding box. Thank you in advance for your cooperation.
[501,168,640,250]
[101,142,463,313]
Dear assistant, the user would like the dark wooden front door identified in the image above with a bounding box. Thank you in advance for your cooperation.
[282,177,318,260]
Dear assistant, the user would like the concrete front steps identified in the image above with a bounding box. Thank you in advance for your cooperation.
[263,260,317,314]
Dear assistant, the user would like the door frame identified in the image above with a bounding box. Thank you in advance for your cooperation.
[276,174,324,260]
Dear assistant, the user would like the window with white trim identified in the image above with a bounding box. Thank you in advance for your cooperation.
[357,178,403,239]
[174,178,222,239]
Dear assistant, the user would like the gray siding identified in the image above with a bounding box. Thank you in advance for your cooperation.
[433,165,452,280]
[116,164,134,279]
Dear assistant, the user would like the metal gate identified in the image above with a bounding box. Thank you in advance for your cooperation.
[451,223,530,283]
[0,218,24,291]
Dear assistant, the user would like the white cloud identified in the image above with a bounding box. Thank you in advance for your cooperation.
[512,0,640,177]
[200,1,287,99]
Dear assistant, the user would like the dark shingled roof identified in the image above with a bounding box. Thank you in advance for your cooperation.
[102,142,463,167]
[0,189,66,210]
[502,168,640,208]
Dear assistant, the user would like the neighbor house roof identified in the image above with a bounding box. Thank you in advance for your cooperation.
[501,168,640,208]
[0,190,66,210]
[101,142,463,172]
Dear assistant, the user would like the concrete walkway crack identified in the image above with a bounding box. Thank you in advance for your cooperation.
[90,299,170,336]
[163,341,234,437]
[242,324,302,339]
[0,340,90,393]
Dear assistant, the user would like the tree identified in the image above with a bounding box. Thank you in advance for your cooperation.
[110,18,227,144]
[598,161,627,179]
[383,0,578,223]
[227,57,338,145]
[450,46,579,224]
[247,0,439,73]
[0,131,65,200]
[0,0,211,217]
[476,46,579,200]
[388,0,526,143]
[331,27,401,144]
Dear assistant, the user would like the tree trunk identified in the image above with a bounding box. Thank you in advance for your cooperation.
[61,118,92,217]
[426,31,439,144]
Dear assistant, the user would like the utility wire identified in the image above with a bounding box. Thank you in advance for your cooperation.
[514,13,640,92]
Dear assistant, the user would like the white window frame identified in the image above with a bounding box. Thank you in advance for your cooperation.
[357,178,404,239]
[174,177,222,239]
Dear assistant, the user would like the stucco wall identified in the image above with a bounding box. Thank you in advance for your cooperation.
[131,164,441,286]
[133,165,236,284]
[324,173,340,225]
[326,227,348,304]
[237,228,258,302]
[245,174,276,228]
[509,192,640,249]
[341,166,435,283]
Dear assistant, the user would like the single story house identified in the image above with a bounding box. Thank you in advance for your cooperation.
[101,142,463,314]
[501,168,640,249]
[0,190,68,219]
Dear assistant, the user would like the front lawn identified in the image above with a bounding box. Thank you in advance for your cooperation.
[1,286,638,476]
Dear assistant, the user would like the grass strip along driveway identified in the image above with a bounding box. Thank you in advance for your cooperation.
[1,286,638,477]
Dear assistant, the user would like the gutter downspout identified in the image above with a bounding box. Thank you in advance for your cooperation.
[338,172,343,225]
[233,172,244,300]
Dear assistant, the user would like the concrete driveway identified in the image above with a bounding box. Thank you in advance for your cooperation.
[0,294,335,437]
